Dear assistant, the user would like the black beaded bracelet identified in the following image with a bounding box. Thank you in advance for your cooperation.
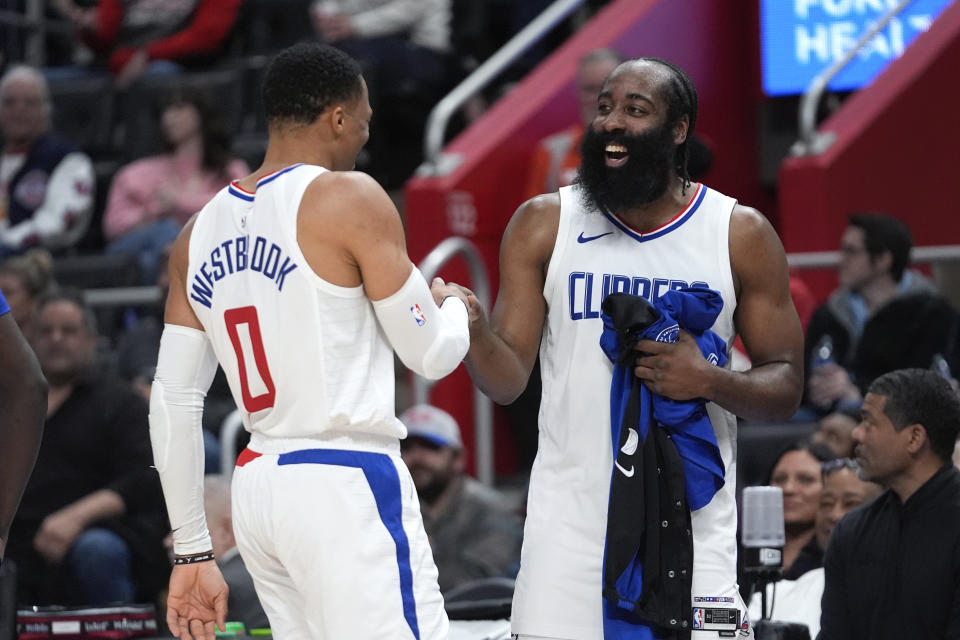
[173,552,216,565]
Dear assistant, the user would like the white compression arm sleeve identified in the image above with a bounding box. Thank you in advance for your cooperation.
[372,267,470,380]
[149,324,219,556]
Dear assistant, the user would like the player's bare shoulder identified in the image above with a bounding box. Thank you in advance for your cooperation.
[729,203,789,294]
[168,215,199,276]
[503,193,561,267]
[730,203,772,237]
[304,171,396,222]
[300,170,401,244]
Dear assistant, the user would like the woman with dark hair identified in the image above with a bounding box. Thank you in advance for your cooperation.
[102,92,248,282]
[767,439,837,578]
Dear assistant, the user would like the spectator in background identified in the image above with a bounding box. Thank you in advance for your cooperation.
[766,440,837,579]
[805,213,958,414]
[0,248,57,339]
[748,457,882,638]
[311,0,455,188]
[53,0,243,88]
[523,48,624,199]
[813,458,882,554]
[6,289,168,606]
[202,475,269,632]
[820,368,960,640]
[0,66,94,258]
[810,407,860,458]
[102,92,248,284]
[400,404,523,594]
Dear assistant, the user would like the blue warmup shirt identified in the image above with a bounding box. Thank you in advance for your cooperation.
[0,290,9,316]
[599,288,729,639]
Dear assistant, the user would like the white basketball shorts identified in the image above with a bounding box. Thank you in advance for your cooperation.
[231,442,448,639]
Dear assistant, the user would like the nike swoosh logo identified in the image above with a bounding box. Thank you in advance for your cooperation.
[577,231,613,243]
[615,461,635,477]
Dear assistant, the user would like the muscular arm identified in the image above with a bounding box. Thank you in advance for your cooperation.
[299,171,416,299]
[722,207,804,418]
[0,313,47,559]
[300,172,469,379]
[635,206,803,420]
[153,220,227,640]
[463,195,558,404]
[164,219,205,331]
[152,219,217,555]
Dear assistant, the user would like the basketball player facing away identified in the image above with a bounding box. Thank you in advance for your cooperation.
[149,43,470,640]
[453,59,804,638]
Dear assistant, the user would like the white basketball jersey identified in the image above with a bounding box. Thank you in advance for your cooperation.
[186,164,404,442]
[511,183,744,638]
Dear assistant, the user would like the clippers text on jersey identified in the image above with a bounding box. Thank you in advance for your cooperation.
[568,271,710,320]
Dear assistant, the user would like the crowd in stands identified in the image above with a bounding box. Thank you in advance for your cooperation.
[0,65,94,259]
[6,289,168,606]
[3,2,960,639]
[102,91,249,283]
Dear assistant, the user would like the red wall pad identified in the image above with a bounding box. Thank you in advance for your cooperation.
[778,1,960,255]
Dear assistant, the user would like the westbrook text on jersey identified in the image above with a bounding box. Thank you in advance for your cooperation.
[191,235,298,308]
[568,271,710,320]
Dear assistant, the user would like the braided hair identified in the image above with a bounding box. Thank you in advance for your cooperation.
[632,57,699,193]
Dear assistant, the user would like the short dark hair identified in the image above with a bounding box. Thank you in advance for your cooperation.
[632,57,699,191]
[262,43,363,128]
[848,213,913,282]
[868,368,960,463]
[35,287,98,335]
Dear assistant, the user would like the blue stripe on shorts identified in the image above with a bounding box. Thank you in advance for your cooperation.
[278,449,420,640]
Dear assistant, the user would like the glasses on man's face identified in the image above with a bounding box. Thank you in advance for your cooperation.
[822,458,858,476]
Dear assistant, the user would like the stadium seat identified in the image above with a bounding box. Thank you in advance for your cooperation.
[444,576,514,621]
[736,420,818,492]
[48,74,116,155]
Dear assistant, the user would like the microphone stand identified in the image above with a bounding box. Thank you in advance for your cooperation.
[742,546,783,620]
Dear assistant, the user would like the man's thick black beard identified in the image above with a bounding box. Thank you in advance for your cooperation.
[575,122,677,215]
[416,477,449,505]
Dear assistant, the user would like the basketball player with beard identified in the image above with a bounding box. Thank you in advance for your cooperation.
[451,58,804,638]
